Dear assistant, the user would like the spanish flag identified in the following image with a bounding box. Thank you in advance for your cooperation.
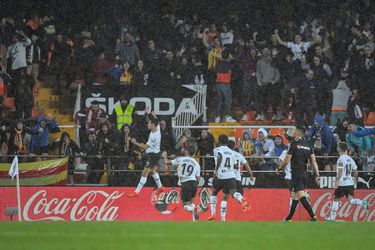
[0,158,68,186]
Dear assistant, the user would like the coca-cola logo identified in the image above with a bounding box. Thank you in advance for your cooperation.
[312,192,375,221]
[23,190,123,221]
[151,189,179,214]
[197,188,211,213]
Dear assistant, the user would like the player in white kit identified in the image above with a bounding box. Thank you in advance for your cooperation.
[326,142,369,221]
[208,135,248,221]
[128,110,164,197]
[163,145,201,221]
[228,140,253,211]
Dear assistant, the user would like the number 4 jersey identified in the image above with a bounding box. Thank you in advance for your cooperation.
[171,156,201,183]
[213,146,237,180]
[336,155,357,186]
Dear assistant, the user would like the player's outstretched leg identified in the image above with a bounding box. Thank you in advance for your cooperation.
[183,203,198,221]
[233,192,250,211]
[349,197,369,211]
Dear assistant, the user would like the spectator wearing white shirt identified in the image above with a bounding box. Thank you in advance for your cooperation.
[274,29,317,60]
[7,31,31,76]
[220,24,234,47]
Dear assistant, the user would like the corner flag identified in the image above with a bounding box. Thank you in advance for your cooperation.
[8,155,19,180]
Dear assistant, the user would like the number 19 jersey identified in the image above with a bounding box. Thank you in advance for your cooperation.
[213,146,237,180]
[171,156,201,183]
[336,155,357,186]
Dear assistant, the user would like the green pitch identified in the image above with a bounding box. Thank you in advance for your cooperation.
[0,222,374,250]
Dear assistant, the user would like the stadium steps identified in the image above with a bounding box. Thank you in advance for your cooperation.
[34,82,76,143]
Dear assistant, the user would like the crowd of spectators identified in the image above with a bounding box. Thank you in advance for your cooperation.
[0,0,374,185]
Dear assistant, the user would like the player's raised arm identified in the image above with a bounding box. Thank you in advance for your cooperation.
[131,138,150,150]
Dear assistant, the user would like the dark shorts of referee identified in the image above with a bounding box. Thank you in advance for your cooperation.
[334,185,354,199]
[144,153,160,169]
[181,180,198,202]
[291,176,307,192]
[212,177,237,196]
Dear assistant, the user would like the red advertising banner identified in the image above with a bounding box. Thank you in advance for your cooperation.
[0,187,374,222]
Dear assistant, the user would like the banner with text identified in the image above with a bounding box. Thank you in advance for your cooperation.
[0,187,373,221]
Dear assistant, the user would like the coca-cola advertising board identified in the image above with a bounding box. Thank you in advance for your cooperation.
[0,187,374,221]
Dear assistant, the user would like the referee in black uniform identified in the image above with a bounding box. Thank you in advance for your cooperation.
[278,126,320,221]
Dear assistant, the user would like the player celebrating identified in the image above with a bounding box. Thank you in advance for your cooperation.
[162,145,201,221]
[278,126,320,221]
[128,110,164,197]
[228,140,252,211]
[209,134,247,221]
[326,142,369,221]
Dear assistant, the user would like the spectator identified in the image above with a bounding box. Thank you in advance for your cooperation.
[333,118,349,142]
[255,46,280,121]
[83,132,103,184]
[113,95,135,129]
[236,42,258,120]
[254,128,275,170]
[26,34,41,82]
[116,124,136,184]
[214,50,236,123]
[274,29,317,60]
[346,120,373,170]
[97,122,118,184]
[7,30,31,77]
[190,54,205,85]
[30,114,59,156]
[50,132,81,184]
[93,51,111,85]
[133,60,150,96]
[14,73,34,120]
[330,69,352,126]
[119,61,132,90]
[48,33,70,95]
[160,119,175,155]
[293,69,316,125]
[308,114,335,170]
[220,23,234,47]
[84,100,107,131]
[8,120,31,161]
[0,120,9,163]
[114,33,140,66]
[347,89,364,126]
[204,36,223,70]
[273,135,287,157]
[143,39,163,66]
[354,45,375,110]
[175,56,192,85]
[352,127,375,137]
[196,129,215,170]
[237,129,255,158]
[108,56,123,87]
[175,129,198,156]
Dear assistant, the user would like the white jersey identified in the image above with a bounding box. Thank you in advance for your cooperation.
[232,151,247,181]
[279,150,291,180]
[145,124,161,154]
[337,155,357,186]
[171,156,200,183]
[213,146,237,179]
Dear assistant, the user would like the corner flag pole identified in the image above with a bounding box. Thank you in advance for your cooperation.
[16,165,22,222]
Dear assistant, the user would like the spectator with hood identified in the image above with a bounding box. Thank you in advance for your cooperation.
[273,135,288,157]
[30,114,59,156]
[308,114,335,170]
[254,128,275,170]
